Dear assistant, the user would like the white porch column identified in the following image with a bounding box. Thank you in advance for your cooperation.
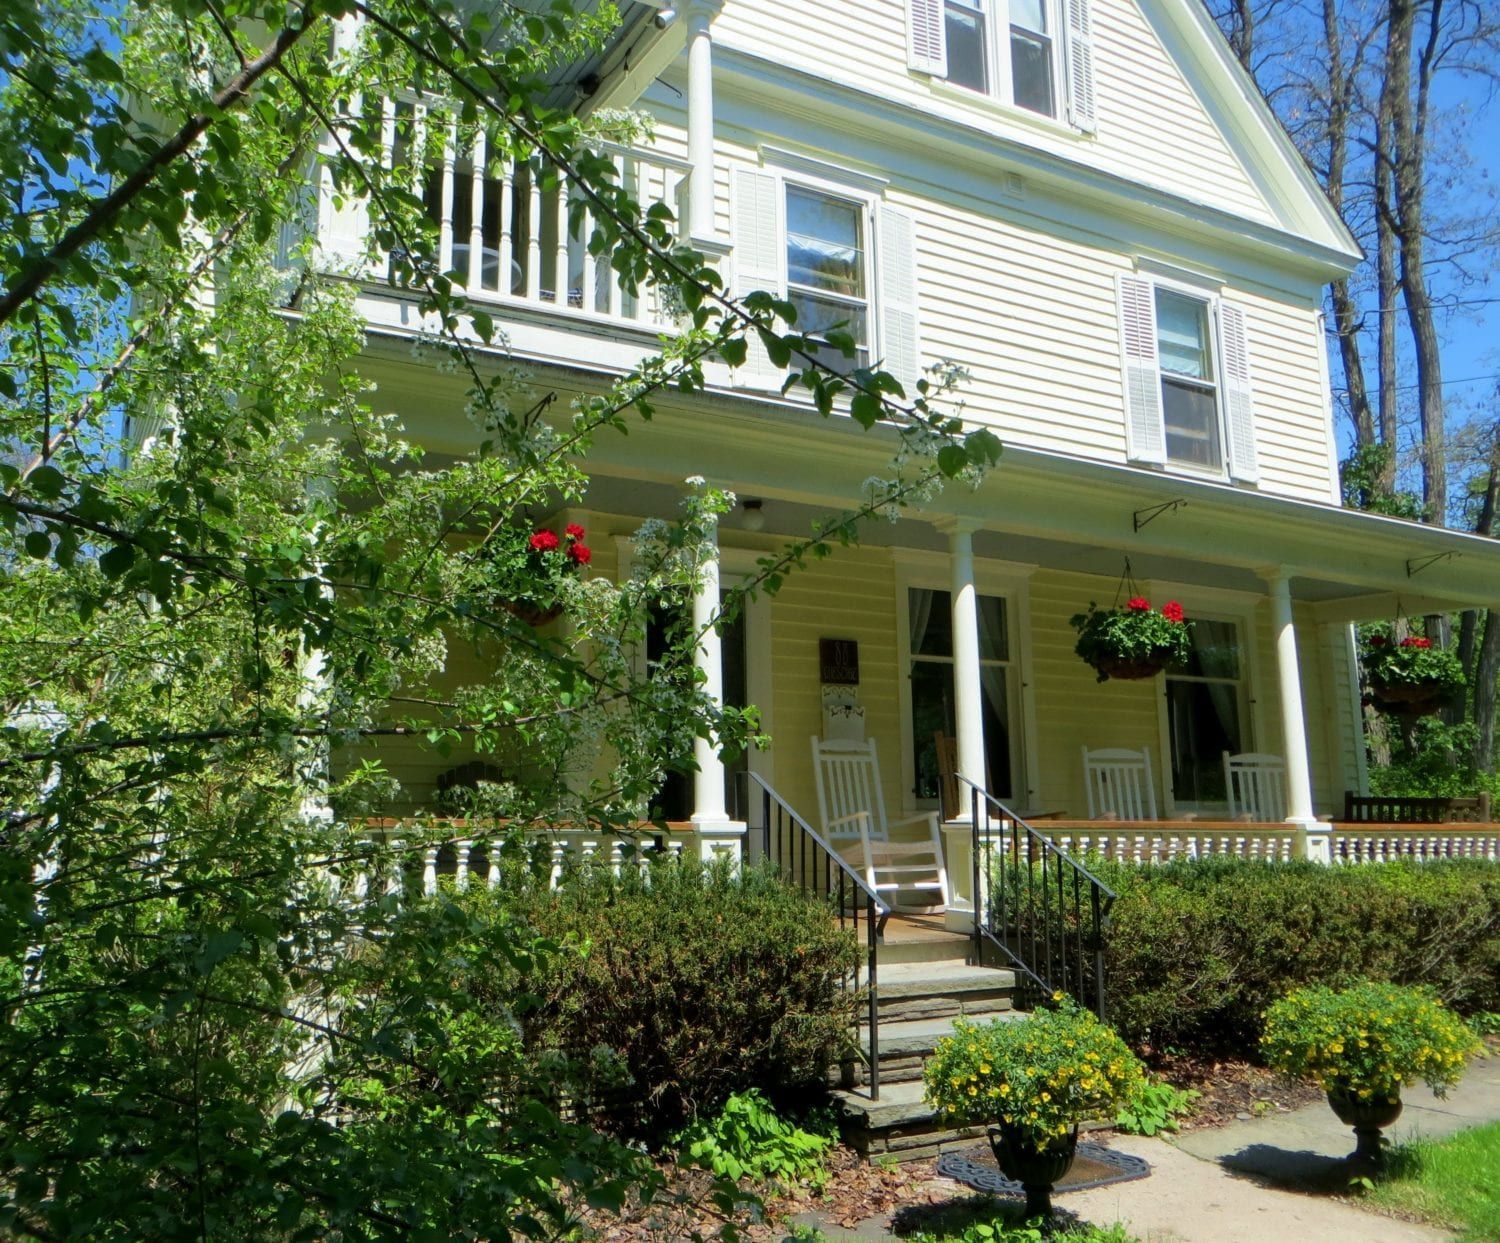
[691,515,729,827]
[948,521,987,810]
[685,1,719,245]
[1264,569,1329,862]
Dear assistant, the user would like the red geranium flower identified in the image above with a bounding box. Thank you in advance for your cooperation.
[565,523,586,541]
[568,542,592,565]
[1369,634,1387,647]
[1400,636,1433,649]
[529,529,560,553]
[1161,601,1185,623]
[1126,596,1151,612]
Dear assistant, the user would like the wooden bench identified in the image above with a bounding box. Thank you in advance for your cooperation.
[1342,792,1493,824]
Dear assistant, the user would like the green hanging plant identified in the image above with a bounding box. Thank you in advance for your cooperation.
[1070,596,1193,684]
[1359,630,1465,718]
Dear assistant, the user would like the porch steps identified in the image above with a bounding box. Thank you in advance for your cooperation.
[832,915,1026,1162]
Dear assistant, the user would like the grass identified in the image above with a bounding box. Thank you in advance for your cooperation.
[1362,1121,1500,1242]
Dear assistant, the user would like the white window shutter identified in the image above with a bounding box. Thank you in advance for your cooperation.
[1064,0,1097,134]
[731,166,785,389]
[1117,273,1166,465]
[876,203,922,396]
[1218,301,1260,483]
[907,0,948,76]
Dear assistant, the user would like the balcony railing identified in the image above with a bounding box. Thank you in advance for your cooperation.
[335,96,691,332]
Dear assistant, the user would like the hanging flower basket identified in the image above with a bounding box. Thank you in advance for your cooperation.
[482,522,592,627]
[1360,632,1464,719]
[1070,596,1192,684]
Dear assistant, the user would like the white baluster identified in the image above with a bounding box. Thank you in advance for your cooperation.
[439,118,456,277]
[468,127,485,290]
[579,197,596,314]
[549,840,567,889]
[555,173,571,309]
[526,162,542,301]
[422,846,439,896]
[455,838,471,890]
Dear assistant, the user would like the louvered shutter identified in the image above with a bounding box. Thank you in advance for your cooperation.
[731,166,785,389]
[316,157,371,274]
[1064,0,1097,134]
[1117,274,1166,465]
[876,204,921,395]
[1217,301,1259,483]
[908,0,948,76]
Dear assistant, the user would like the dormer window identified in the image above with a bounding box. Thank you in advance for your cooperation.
[911,0,1093,130]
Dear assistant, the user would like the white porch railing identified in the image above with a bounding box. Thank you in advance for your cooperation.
[1331,826,1500,864]
[332,95,691,331]
[351,820,744,899]
[1031,823,1299,865]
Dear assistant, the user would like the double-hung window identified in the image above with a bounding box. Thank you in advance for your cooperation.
[784,185,871,373]
[905,587,1015,803]
[1117,273,1259,484]
[911,0,1093,129]
[1163,618,1246,806]
[730,163,921,395]
[1155,289,1221,471]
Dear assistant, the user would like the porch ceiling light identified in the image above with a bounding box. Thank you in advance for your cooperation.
[740,498,766,532]
[653,5,677,27]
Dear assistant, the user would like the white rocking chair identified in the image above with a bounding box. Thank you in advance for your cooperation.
[1223,752,1289,822]
[811,736,950,911]
[1082,746,1159,820]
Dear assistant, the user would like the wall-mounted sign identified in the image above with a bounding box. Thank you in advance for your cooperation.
[819,637,860,686]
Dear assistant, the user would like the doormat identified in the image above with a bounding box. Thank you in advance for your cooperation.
[935,1141,1151,1197]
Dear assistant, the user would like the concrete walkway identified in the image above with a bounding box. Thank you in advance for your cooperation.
[799,1054,1499,1242]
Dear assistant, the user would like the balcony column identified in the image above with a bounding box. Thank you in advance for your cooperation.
[946,520,987,814]
[685,1,721,246]
[691,514,729,829]
[1263,569,1329,862]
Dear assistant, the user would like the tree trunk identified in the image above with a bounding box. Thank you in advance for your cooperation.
[1384,0,1448,526]
[1375,101,1399,478]
[1463,434,1500,760]
[1323,0,1377,450]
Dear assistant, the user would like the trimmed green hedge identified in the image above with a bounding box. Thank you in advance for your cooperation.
[1096,858,1500,1056]
[459,856,860,1144]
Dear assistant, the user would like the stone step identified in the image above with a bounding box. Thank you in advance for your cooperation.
[848,1010,1024,1086]
[878,927,972,967]
[876,961,1017,1022]
[832,1079,988,1163]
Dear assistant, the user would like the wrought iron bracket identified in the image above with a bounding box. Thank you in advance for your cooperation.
[1405,551,1457,578]
[1133,498,1187,532]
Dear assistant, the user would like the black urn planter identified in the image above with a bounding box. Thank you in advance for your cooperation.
[987,1125,1079,1219]
[1327,1089,1403,1163]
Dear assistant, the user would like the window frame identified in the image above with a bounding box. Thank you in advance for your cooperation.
[894,554,1038,816]
[939,0,1064,120]
[1152,281,1229,478]
[1149,587,1264,816]
[779,173,878,373]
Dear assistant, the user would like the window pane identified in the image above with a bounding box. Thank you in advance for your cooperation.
[787,289,869,371]
[786,187,865,299]
[909,588,953,657]
[1174,619,1241,680]
[910,660,955,800]
[978,594,1009,660]
[1167,679,1241,803]
[1163,378,1222,469]
[1156,290,1212,380]
[1010,30,1054,116]
[1011,0,1047,32]
[981,665,1014,799]
[944,1,990,92]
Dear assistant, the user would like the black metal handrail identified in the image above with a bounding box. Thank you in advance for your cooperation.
[958,776,1117,1020]
[741,771,885,1100]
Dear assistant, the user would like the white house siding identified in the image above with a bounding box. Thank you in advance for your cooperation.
[709,0,1275,227]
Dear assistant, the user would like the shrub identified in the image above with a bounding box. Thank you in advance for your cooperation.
[1096,858,1500,1056]
[676,1089,832,1185]
[1261,983,1481,1103]
[924,998,1144,1146]
[459,856,861,1144]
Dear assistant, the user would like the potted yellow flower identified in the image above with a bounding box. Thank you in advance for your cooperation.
[1260,982,1480,1164]
[923,997,1144,1218]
